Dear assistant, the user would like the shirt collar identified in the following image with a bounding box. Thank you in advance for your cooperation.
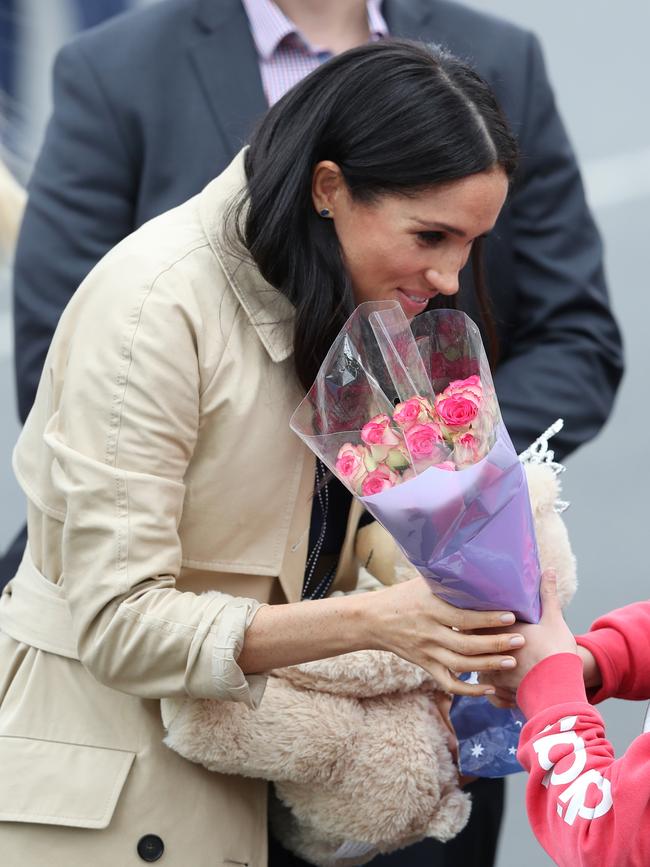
[241,0,389,60]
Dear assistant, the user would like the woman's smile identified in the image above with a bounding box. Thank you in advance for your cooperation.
[394,288,436,317]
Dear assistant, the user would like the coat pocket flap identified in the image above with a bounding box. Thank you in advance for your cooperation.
[0,736,135,829]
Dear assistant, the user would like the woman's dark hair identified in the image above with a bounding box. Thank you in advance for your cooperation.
[233,40,518,391]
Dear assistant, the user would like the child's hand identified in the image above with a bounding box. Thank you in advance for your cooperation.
[484,569,577,694]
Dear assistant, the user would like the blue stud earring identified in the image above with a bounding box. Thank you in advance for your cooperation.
[319,208,332,218]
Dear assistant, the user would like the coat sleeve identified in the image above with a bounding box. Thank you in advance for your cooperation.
[43,251,266,706]
[13,38,138,423]
[517,653,650,867]
[576,601,650,704]
[491,34,624,459]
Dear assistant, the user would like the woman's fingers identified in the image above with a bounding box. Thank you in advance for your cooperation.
[437,627,525,657]
[373,580,527,694]
[432,665,497,696]
[432,595,516,632]
[435,648,518,674]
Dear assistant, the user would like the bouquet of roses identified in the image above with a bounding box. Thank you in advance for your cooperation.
[291,301,541,622]
[336,375,491,495]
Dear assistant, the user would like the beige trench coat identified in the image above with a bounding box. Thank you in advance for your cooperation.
[0,152,362,866]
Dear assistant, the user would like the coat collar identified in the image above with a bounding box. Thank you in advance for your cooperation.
[198,150,295,364]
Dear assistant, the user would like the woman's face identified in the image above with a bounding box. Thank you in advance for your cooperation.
[312,162,509,318]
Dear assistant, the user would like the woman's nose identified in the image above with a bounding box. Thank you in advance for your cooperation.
[423,266,459,297]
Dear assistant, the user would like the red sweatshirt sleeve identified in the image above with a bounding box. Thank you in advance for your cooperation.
[575,600,650,703]
[517,653,650,867]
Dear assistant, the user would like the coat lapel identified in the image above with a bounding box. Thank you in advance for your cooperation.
[188,0,268,157]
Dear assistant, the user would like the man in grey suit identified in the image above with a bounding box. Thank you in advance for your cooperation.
[4,1,623,864]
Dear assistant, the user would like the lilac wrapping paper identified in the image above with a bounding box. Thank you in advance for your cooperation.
[290,302,542,777]
[360,425,540,622]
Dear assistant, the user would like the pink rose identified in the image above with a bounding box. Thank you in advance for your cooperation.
[361,414,401,447]
[405,422,444,459]
[434,393,479,428]
[335,443,369,492]
[436,461,457,472]
[444,375,483,407]
[361,464,399,496]
[453,431,483,468]
[335,443,365,478]
[457,432,478,449]
[453,374,481,390]
[392,396,434,430]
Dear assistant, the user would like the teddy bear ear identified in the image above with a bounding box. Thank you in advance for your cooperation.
[525,463,560,515]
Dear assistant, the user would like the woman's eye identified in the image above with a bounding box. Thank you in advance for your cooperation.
[416,231,445,246]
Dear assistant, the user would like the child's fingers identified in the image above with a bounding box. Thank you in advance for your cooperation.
[540,568,561,619]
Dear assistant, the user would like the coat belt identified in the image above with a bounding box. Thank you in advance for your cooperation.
[0,548,79,659]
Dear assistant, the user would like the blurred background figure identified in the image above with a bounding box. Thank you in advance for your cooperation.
[0,2,648,867]
[0,158,24,260]
[0,0,135,169]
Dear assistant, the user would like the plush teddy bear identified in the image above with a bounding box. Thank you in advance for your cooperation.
[163,462,577,866]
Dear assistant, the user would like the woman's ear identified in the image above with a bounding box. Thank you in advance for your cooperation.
[311,160,346,217]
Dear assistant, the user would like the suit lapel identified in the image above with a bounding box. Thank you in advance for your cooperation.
[186,0,437,157]
[382,0,435,37]
[188,0,268,157]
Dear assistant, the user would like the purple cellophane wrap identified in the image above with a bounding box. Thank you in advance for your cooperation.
[360,424,540,622]
[290,302,542,776]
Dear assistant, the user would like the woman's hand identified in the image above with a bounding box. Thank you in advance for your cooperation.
[363,576,525,696]
[240,574,524,693]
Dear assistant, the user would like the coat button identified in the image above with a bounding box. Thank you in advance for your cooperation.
[137,834,165,862]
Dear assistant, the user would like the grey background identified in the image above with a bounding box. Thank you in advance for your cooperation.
[1,3,649,866]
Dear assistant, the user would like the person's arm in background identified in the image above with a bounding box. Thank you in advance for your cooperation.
[490,33,624,459]
[12,38,137,423]
[489,575,650,867]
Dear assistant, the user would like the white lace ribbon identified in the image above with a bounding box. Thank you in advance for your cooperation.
[518,418,569,513]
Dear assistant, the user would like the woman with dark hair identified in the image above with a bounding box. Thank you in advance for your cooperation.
[239,40,517,385]
[0,41,520,866]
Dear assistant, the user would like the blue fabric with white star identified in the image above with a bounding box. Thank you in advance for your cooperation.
[451,676,525,777]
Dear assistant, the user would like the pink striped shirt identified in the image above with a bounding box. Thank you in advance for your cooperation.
[240,0,389,106]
